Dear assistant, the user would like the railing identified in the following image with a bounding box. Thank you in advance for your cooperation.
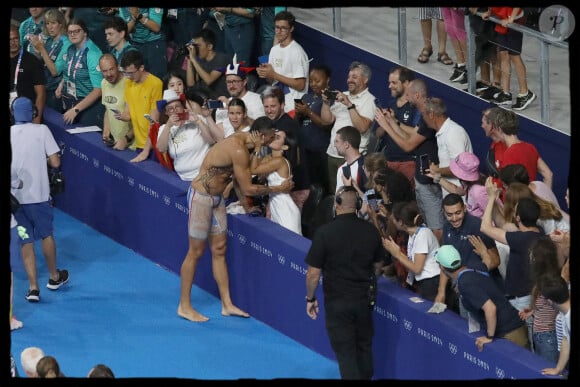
[328,7,569,126]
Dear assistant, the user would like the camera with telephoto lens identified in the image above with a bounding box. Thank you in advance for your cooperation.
[323,89,338,100]
[48,168,65,195]
[176,39,199,57]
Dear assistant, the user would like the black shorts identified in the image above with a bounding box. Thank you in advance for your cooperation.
[494,29,523,55]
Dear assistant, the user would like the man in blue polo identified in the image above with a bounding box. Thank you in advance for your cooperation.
[437,193,503,316]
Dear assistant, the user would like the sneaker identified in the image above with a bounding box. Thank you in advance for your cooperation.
[462,81,489,93]
[492,92,513,106]
[25,289,40,302]
[458,70,468,84]
[10,316,23,331]
[475,81,490,93]
[47,269,69,290]
[450,66,466,82]
[511,90,536,111]
[479,86,502,101]
[449,65,460,81]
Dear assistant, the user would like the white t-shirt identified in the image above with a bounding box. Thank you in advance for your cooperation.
[435,117,473,197]
[10,123,60,204]
[158,121,211,181]
[406,226,441,282]
[268,39,309,112]
[215,91,265,134]
[326,88,377,158]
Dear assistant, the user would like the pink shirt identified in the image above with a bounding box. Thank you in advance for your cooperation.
[465,184,488,218]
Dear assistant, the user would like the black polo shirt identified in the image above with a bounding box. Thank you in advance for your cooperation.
[305,213,384,302]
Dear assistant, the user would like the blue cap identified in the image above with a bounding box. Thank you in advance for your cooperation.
[12,97,33,123]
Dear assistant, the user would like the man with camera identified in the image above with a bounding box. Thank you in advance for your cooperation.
[185,28,229,99]
[320,61,377,193]
[305,186,384,379]
[10,96,69,303]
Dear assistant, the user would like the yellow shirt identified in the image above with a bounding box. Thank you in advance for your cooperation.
[125,73,162,149]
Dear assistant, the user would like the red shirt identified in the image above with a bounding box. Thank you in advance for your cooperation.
[499,142,540,181]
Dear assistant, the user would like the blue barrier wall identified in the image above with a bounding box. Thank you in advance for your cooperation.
[293,23,571,209]
[44,107,556,379]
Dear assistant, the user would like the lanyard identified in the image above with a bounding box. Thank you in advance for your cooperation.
[67,43,88,80]
[455,268,489,288]
[13,49,24,89]
[47,35,64,59]
[407,225,425,262]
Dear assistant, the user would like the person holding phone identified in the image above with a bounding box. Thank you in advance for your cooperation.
[334,126,366,195]
[294,64,334,195]
[156,89,223,181]
[256,10,308,113]
[99,53,133,150]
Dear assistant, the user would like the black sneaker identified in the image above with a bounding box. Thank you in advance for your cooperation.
[511,90,536,111]
[449,65,460,81]
[458,70,468,84]
[25,289,40,302]
[450,66,466,82]
[47,269,69,290]
[492,92,513,106]
[475,81,490,93]
[479,86,502,101]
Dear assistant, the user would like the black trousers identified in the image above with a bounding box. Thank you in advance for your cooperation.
[325,297,374,380]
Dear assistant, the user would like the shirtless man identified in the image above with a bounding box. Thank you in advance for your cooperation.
[178,116,294,322]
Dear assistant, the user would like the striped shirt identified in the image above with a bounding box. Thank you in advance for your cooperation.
[56,39,103,98]
[532,294,558,333]
[555,309,571,351]
[19,16,44,56]
[119,8,164,43]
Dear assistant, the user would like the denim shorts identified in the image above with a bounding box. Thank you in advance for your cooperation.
[533,330,559,364]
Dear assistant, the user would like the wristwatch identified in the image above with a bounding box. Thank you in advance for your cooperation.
[306,296,316,303]
[74,107,80,114]
[347,104,356,110]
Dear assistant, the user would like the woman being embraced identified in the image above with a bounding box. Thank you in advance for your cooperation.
[249,129,302,235]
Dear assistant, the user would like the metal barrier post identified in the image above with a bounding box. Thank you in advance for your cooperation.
[332,8,342,39]
[539,41,551,123]
[465,14,477,94]
[398,8,407,67]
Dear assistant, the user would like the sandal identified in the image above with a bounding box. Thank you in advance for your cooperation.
[417,47,433,63]
[437,52,454,66]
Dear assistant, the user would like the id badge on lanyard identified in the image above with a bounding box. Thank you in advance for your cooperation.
[9,91,18,109]
[67,45,87,99]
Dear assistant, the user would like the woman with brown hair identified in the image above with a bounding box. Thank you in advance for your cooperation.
[500,182,569,237]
